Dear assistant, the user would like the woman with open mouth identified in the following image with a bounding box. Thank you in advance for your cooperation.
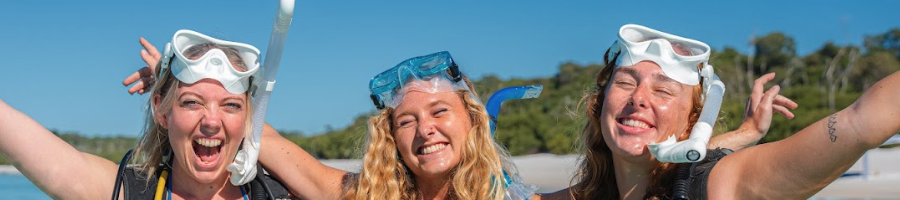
[0,30,296,200]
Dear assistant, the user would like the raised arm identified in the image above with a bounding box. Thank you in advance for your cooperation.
[0,99,118,200]
[708,73,798,151]
[710,71,900,199]
[259,123,349,199]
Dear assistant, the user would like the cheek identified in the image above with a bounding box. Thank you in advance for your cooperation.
[393,129,416,156]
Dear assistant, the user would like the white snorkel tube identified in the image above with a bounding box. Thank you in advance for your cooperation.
[648,67,725,163]
[228,0,295,185]
[608,24,726,163]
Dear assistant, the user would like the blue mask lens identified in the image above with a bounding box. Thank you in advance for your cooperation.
[369,51,462,109]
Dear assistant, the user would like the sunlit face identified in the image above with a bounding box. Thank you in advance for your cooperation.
[156,78,248,183]
[392,89,470,180]
[599,61,694,163]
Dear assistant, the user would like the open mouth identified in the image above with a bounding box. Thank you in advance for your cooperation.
[417,142,448,155]
[617,118,654,129]
[192,138,223,167]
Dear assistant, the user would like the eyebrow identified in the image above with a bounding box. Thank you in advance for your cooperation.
[617,67,681,85]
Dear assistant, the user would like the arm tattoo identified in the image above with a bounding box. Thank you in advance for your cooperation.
[827,114,838,143]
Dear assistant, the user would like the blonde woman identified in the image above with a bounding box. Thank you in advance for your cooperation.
[1,30,295,199]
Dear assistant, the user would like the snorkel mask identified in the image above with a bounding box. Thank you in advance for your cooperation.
[159,30,261,94]
[369,52,537,200]
[369,51,472,109]
[157,30,271,184]
[607,24,726,163]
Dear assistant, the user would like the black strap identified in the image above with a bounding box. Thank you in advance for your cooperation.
[115,164,299,199]
[672,148,733,200]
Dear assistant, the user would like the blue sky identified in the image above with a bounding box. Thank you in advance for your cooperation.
[0,1,897,137]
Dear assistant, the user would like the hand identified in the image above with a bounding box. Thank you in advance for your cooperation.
[740,73,799,138]
[122,37,162,95]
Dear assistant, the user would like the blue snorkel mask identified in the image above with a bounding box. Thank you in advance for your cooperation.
[369,51,537,200]
[369,51,470,110]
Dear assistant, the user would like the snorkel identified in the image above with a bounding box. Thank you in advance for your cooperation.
[608,24,726,163]
[486,85,543,199]
[228,0,295,185]
[486,85,543,133]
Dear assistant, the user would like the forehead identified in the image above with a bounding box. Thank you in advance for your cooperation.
[615,61,679,84]
[176,79,247,99]
[393,91,463,113]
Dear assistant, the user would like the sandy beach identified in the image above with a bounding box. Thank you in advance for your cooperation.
[320,148,900,198]
[1,148,897,198]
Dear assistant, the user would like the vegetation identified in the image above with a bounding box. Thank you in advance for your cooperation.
[2,28,898,164]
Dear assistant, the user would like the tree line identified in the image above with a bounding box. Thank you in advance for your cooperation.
[2,28,898,164]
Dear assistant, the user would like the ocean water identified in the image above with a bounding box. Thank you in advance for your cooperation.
[0,174,52,200]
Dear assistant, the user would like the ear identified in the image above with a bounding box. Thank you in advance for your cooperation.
[153,94,168,128]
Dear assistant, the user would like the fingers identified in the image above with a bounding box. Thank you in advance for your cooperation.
[773,95,799,109]
[127,77,155,94]
[757,85,781,117]
[773,104,795,119]
[122,66,153,86]
[750,73,777,109]
[139,37,161,59]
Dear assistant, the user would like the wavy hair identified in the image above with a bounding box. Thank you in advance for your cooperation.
[569,48,704,200]
[343,77,513,200]
[130,44,252,180]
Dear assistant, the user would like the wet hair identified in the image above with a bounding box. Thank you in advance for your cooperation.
[569,47,704,200]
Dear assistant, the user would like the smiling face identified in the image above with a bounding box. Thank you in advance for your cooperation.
[155,79,248,183]
[599,61,696,163]
[391,89,471,180]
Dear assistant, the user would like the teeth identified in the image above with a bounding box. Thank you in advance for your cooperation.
[622,119,650,129]
[195,138,222,147]
[421,143,447,155]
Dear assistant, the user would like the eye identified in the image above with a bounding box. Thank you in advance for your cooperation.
[398,119,415,128]
[614,80,636,89]
[432,108,448,116]
[180,100,200,108]
[655,88,674,96]
[225,102,243,109]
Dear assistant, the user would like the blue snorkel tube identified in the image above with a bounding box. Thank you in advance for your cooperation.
[486,85,543,200]
[229,0,295,185]
[487,85,544,134]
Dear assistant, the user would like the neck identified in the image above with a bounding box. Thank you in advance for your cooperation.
[168,160,243,200]
[612,155,654,200]
[415,176,452,200]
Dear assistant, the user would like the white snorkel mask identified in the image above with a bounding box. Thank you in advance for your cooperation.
[159,30,261,94]
[157,30,269,184]
[607,24,726,163]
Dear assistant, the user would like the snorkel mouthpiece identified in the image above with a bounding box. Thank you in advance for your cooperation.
[648,66,726,163]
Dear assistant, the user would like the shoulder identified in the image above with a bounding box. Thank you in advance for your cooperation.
[537,187,573,200]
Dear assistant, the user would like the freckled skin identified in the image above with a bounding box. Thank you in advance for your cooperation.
[599,61,695,164]
[161,79,247,184]
[391,90,471,181]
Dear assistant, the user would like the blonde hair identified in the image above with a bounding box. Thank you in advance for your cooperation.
[569,48,704,199]
[344,78,514,200]
[130,44,252,179]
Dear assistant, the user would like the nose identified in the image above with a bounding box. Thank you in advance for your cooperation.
[417,117,437,138]
[200,106,222,135]
[629,85,649,109]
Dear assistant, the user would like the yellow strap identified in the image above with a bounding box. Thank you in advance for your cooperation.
[154,170,169,200]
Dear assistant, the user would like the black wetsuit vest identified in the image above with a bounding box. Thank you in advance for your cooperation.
[671,148,733,200]
[118,165,299,200]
